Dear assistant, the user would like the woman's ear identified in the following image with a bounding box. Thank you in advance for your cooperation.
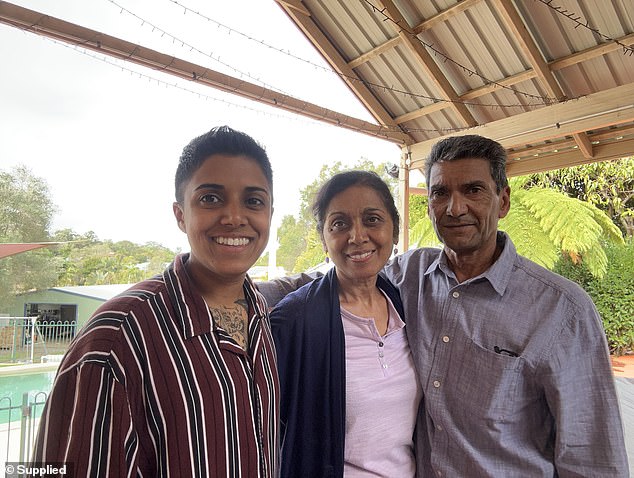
[173,202,187,233]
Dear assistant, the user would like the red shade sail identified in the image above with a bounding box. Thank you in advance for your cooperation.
[0,243,59,259]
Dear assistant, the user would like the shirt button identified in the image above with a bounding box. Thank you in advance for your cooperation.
[436,425,443,431]
[442,335,450,343]
[452,291,460,298]
[378,352,384,357]
[378,342,384,347]
[383,364,388,369]
[433,380,441,388]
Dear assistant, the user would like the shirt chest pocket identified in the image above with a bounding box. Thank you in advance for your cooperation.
[449,338,524,421]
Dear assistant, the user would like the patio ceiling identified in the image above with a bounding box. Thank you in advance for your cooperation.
[276,0,634,177]
[2,1,632,178]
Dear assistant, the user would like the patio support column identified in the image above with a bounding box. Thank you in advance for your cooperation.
[397,146,410,253]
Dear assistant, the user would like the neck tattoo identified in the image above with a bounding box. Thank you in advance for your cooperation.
[209,299,250,349]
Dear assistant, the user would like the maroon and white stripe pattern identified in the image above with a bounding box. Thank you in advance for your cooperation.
[33,254,279,478]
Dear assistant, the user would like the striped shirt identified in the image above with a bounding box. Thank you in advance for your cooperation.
[33,253,279,478]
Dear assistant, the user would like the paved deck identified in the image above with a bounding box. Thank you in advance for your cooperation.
[613,355,634,476]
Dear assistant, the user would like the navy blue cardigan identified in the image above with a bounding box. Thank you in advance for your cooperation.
[270,267,405,478]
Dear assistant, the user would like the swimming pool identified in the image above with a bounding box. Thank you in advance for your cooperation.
[0,371,56,425]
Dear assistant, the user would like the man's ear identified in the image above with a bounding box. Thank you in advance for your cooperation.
[173,202,187,233]
[498,186,511,219]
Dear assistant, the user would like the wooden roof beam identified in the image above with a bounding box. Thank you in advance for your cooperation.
[348,0,482,69]
[572,132,594,159]
[506,137,634,176]
[274,0,413,143]
[378,0,477,128]
[394,32,634,125]
[506,124,634,159]
[491,0,565,102]
[490,1,596,159]
[408,82,634,169]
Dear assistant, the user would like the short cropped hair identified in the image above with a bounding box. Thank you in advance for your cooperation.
[424,135,508,193]
[312,170,400,243]
[175,126,272,203]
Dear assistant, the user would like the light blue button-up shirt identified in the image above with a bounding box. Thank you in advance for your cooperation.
[384,232,628,477]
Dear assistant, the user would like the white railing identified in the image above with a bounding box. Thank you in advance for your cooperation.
[0,318,76,364]
[0,391,48,471]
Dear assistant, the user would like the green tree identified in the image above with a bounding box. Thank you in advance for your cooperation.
[0,166,61,310]
[530,158,634,237]
[275,215,307,272]
[51,232,175,286]
[407,192,429,246]
[293,228,327,273]
[410,176,624,278]
[0,165,55,242]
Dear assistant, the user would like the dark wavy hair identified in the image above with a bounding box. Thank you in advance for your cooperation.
[312,170,400,242]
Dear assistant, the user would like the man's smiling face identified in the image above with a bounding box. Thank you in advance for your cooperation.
[427,157,510,260]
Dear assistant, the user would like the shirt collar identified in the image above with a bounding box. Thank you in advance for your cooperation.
[164,253,266,339]
[423,231,515,296]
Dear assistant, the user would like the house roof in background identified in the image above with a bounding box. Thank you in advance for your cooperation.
[49,284,133,301]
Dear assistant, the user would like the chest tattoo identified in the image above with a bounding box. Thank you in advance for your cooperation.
[210,299,249,349]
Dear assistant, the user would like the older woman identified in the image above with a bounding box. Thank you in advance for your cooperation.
[270,171,421,477]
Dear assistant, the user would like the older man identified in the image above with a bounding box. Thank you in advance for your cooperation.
[384,135,627,477]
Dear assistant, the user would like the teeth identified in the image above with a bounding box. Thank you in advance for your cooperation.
[215,237,250,246]
[349,251,372,260]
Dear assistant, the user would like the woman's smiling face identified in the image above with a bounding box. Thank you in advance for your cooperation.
[321,184,395,284]
[173,153,272,286]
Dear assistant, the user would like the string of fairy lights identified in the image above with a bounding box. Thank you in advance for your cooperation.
[361,0,560,105]
[29,34,469,137]
[163,0,540,110]
[35,37,350,128]
[536,0,634,56]
[105,0,550,111]
[9,0,631,136]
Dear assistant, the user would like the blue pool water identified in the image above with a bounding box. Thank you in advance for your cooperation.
[0,371,56,424]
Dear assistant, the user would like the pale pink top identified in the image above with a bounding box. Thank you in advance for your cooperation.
[341,293,421,477]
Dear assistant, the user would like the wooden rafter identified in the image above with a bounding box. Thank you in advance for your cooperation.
[408,82,634,169]
[377,0,477,128]
[348,0,482,69]
[491,0,565,101]
[490,0,593,157]
[274,0,413,143]
[391,32,634,125]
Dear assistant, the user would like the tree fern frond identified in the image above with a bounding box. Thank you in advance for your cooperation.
[579,243,609,279]
[500,201,559,268]
[409,217,440,248]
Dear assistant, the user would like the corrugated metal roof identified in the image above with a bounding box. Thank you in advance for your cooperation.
[278,0,634,174]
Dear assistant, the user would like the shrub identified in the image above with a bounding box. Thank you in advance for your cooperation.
[555,239,634,355]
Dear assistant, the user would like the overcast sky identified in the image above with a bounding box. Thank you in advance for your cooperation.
[1,0,416,253]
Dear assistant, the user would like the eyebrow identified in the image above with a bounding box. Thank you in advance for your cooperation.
[430,180,487,190]
[194,183,270,196]
[327,207,385,217]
